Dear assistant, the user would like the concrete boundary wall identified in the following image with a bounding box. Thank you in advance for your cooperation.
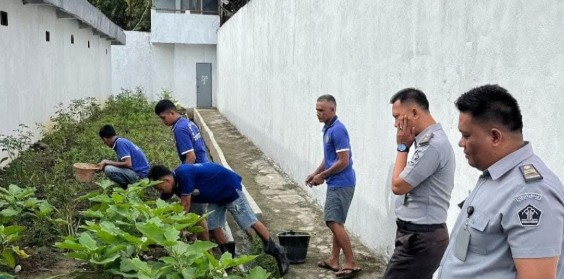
[111,31,217,108]
[0,1,116,147]
[217,0,564,256]
[193,108,263,218]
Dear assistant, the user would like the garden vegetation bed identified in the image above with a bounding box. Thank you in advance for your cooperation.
[0,90,274,279]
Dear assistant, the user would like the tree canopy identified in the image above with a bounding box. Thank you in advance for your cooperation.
[88,0,151,31]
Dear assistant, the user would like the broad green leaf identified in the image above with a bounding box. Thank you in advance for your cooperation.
[37,201,53,216]
[221,255,257,268]
[0,208,18,217]
[97,180,115,190]
[109,204,131,219]
[120,257,152,274]
[89,194,113,204]
[4,225,25,235]
[78,232,98,251]
[0,271,15,279]
[106,244,128,255]
[180,268,196,279]
[120,232,144,245]
[89,252,120,265]
[186,240,217,256]
[111,192,124,203]
[160,256,177,265]
[136,222,176,246]
[247,266,271,279]
[1,249,16,268]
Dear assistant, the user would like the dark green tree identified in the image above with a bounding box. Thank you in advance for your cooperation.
[88,0,152,31]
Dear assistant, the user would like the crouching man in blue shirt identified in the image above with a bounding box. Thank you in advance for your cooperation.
[97,124,150,189]
[148,163,289,276]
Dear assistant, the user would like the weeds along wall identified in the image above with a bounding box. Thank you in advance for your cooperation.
[217,0,564,257]
[0,1,117,141]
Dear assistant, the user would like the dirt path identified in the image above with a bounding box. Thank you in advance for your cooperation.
[198,109,386,279]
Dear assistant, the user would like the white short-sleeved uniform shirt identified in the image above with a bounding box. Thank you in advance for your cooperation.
[439,143,564,278]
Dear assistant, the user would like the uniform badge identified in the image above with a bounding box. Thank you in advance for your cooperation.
[418,133,434,146]
[515,193,542,202]
[325,135,330,143]
[408,150,421,166]
[518,204,541,226]
[519,164,543,183]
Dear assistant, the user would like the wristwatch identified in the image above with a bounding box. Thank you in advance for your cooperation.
[397,143,409,152]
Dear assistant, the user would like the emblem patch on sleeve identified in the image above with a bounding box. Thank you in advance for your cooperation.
[518,204,541,226]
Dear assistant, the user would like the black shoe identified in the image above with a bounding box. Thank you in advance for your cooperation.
[263,237,289,276]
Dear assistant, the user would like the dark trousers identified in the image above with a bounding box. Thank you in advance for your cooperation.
[383,221,449,279]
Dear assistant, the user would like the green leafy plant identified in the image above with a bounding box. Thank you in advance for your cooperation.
[0,124,34,182]
[0,184,58,274]
[55,179,268,278]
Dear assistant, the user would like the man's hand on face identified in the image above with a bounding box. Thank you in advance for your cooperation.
[396,115,416,147]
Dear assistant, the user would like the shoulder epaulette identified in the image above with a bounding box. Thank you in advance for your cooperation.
[418,132,434,146]
[519,164,543,183]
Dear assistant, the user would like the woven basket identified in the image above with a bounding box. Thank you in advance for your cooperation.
[73,163,98,182]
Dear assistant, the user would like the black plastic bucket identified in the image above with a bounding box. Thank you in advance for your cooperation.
[277,231,311,264]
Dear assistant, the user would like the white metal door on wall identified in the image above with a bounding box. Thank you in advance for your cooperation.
[196,63,212,107]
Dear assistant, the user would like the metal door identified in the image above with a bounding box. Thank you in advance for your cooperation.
[196,63,212,107]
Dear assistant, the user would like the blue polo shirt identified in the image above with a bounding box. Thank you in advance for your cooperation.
[172,117,209,163]
[322,116,356,188]
[112,137,150,178]
[161,163,242,204]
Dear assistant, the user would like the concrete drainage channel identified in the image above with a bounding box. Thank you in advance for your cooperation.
[192,108,266,267]
[190,108,387,278]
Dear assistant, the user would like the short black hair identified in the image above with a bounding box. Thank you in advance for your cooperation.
[154,99,176,115]
[317,94,337,107]
[455,84,523,132]
[148,165,173,181]
[390,88,430,111]
[99,124,116,138]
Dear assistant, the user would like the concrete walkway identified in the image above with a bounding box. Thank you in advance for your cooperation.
[196,108,386,279]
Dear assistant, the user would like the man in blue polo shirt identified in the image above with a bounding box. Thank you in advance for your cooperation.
[154,100,210,240]
[154,100,209,164]
[306,94,360,278]
[148,163,289,276]
[97,124,150,189]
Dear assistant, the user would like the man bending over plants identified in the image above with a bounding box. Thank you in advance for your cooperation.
[97,124,150,189]
[155,99,211,241]
[148,163,290,276]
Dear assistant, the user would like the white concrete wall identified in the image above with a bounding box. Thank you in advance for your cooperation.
[217,0,564,257]
[0,1,112,139]
[112,32,153,95]
[151,10,219,44]
[112,31,217,107]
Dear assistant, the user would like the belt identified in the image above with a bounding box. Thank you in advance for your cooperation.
[396,219,445,232]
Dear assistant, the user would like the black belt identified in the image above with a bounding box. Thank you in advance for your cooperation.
[396,219,445,232]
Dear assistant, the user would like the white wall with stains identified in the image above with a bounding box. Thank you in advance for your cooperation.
[216,0,564,257]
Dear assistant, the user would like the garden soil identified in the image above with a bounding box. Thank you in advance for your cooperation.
[198,109,387,279]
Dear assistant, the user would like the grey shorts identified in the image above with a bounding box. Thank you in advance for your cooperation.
[207,189,258,231]
[324,186,355,224]
[190,202,208,216]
